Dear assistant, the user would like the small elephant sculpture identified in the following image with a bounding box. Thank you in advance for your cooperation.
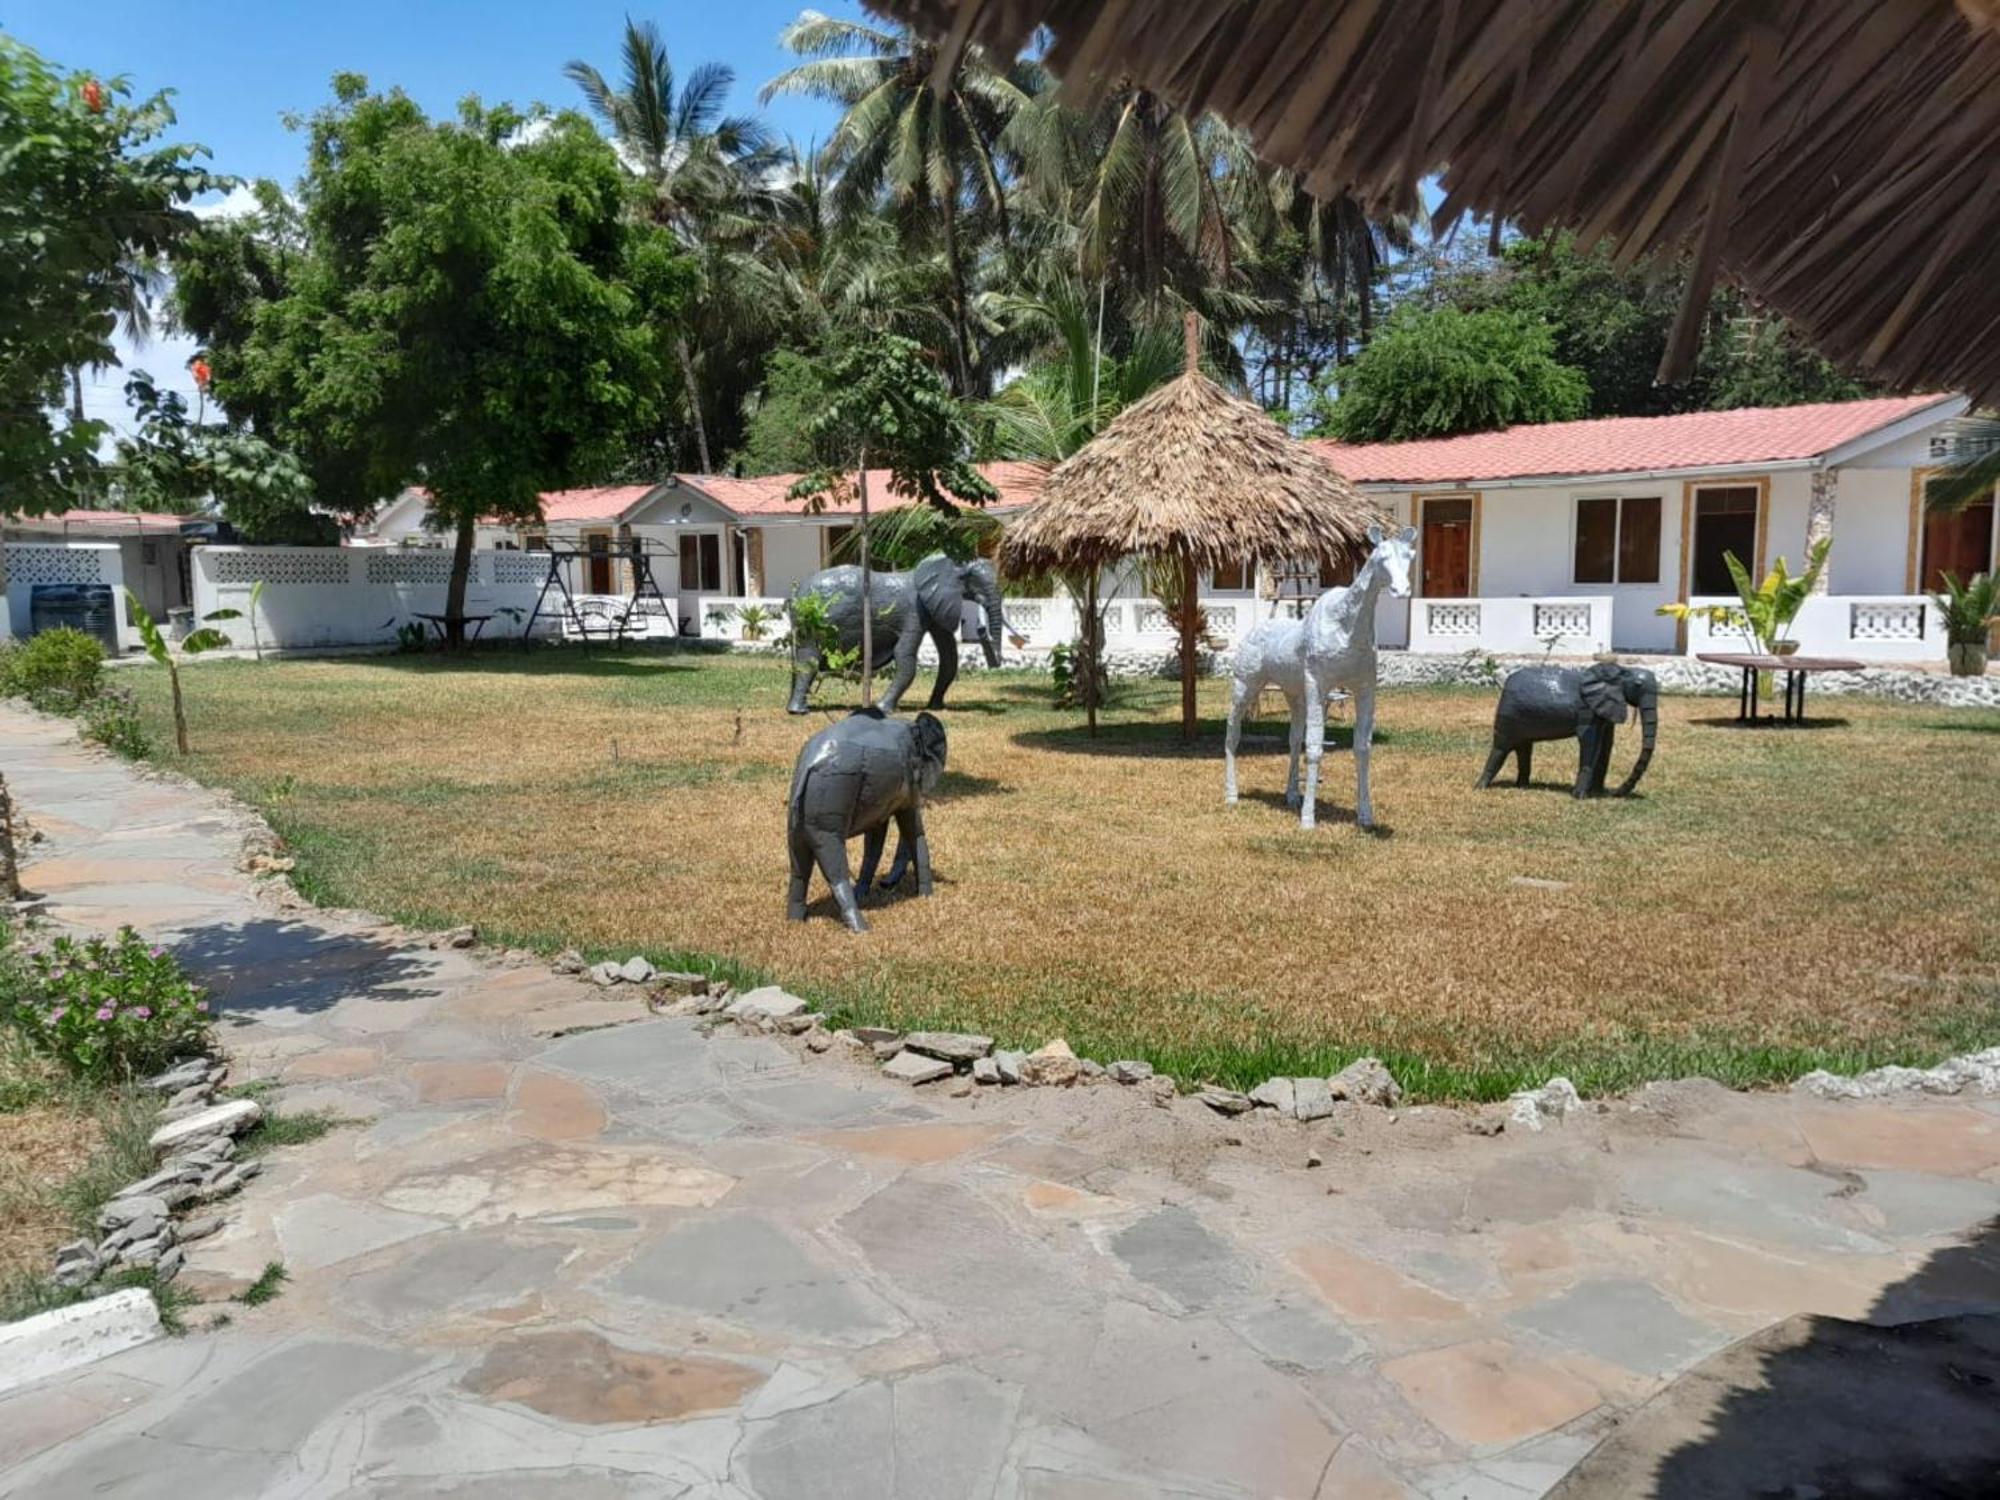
[786,553,1007,715]
[787,708,948,933]
[1477,662,1658,798]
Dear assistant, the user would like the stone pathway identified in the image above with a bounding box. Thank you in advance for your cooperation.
[2,706,1997,1499]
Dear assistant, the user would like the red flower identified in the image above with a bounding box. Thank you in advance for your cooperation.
[81,79,105,114]
[191,358,212,391]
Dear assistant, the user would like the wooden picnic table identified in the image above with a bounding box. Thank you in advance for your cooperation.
[1696,652,1864,725]
[412,612,493,642]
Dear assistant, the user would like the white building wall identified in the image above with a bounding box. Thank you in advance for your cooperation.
[757,525,825,597]
[1762,469,1814,570]
[1828,467,1915,594]
[3,543,133,649]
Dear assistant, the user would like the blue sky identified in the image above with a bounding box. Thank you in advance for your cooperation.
[8,0,866,443]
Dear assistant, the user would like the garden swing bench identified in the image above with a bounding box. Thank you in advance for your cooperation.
[518,540,676,644]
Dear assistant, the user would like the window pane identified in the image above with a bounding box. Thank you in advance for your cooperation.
[1574,498,1616,583]
[701,534,722,590]
[1692,487,1759,594]
[680,541,699,591]
[1617,496,1661,584]
[1211,555,1251,590]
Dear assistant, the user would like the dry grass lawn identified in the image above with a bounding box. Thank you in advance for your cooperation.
[126,649,2000,1098]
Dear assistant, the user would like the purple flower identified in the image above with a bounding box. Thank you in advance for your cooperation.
[49,1007,66,1023]
[132,1006,153,1019]
[148,947,164,959]
[95,1006,114,1021]
[195,1001,209,1013]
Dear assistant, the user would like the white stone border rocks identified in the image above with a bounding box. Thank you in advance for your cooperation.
[1793,1046,2000,1101]
[0,1288,161,1398]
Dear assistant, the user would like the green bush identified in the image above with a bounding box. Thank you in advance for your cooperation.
[10,927,211,1080]
[0,628,105,713]
[79,686,151,759]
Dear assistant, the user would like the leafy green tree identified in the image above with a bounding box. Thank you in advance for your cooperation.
[766,12,1034,397]
[177,78,689,642]
[731,350,825,476]
[568,17,783,473]
[1311,306,1590,442]
[789,331,996,699]
[0,38,219,510]
[109,371,331,542]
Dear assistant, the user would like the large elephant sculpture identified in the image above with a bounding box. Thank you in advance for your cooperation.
[787,708,948,933]
[786,553,1006,715]
[1477,663,1658,798]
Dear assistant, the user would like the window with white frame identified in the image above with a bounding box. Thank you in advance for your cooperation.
[1573,495,1661,584]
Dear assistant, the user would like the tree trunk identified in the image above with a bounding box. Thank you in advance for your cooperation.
[1179,552,1198,741]
[444,510,477,649]
[1084,568,1099,737]
[0,773,20,901]
[858,461,874,707]
[69,367,85,422]
[676,336,711,474]
[940,195,974,396]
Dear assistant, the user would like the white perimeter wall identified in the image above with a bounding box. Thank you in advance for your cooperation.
[192,547,558,649]
[3,543,133,648]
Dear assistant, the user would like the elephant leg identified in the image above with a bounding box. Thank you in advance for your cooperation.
[1572,726,1599,799]
[1224,676,1253,804]
[925,631,960,710]
[786,646,819,715]
[1353,680,1377,829]
[1300,676,1327,829]
[855,825,887,896]
[1284,697,1305,807]
[786,832,814,921]
[809,829,867,933]
[1591,725,1615,796]
[895,806,933,896]
[1476,741,1509,789]
[881,624,925,713]
[1516,741,1533,787]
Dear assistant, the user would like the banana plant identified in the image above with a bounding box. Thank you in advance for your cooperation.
[201,578,266,660]
[125,590,230,755]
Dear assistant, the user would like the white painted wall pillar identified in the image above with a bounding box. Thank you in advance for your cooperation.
[1806,467,1837,593]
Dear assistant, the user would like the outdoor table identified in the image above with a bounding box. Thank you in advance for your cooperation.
[1696,652,1863,725]
[413,612,493,642]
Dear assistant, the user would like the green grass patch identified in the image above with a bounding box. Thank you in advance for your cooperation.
[235,1260,289,1306]
[237,1109,346,1157]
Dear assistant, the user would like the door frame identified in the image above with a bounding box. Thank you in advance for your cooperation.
[1907,465,1999,591]
[1675,476,1770,651]
[1415,491,1481,598]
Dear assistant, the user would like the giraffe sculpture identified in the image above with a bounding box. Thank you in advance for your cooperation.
[1223,525,1417,829]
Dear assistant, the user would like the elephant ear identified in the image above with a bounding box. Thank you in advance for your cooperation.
[1578,664,1626,723]
[912,712,949,789]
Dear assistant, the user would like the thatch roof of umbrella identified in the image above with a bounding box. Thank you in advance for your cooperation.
[868,0,2000,405]
[1000,318,1382,738]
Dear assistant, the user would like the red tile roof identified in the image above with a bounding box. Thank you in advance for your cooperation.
[533,485,657,523]
[1310,394,1958,486]
[680,461,1046,517]
[7,508,191,534]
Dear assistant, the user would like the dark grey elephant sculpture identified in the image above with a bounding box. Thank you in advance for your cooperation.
[1477,662,1659,798]
[787,708,948,933]
[786,553,1006,714]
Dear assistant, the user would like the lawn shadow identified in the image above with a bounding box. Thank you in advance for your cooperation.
[1924,719,2000,735]
[169,919,444,1022]
[1560,1216,2000,1496]
[361,647,711,681]
[1234,790,1395,838]
[1011,721,1222,759]
[1686,715,1852,731]
[932,770,1009,801]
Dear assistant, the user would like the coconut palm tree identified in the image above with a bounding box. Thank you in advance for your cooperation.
[567,18,784,471]
[764,10,1036,396]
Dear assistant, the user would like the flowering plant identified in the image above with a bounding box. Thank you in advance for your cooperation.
[14,928,211,1079]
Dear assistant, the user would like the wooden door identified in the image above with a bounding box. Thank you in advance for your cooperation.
[1421,498,1473,597]
[583,531,613,593]
[1921,494,1995,590]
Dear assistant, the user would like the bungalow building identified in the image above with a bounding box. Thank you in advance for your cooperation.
[0,509,207,650]
[1308,393,1983,660]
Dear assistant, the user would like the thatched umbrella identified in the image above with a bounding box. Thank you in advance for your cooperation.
[1001,316,1379,739]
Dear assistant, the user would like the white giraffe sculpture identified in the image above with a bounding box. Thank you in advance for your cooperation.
[1224,525,1417,829]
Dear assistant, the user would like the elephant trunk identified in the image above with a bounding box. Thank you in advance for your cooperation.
[979,579,1006,668]
[1615,689,1658,796]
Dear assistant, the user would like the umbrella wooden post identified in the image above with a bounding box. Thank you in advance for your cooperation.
[1179,552,1198,740]
[857,460,873,708]
[1084,567,1099,737]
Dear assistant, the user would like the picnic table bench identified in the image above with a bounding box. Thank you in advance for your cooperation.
[1696,652,1863,725]
[412,612,493,642]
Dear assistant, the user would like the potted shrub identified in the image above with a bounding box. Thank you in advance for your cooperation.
[1928,571,1999,676]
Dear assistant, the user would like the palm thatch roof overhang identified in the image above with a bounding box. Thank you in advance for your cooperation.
[997,367,1382,580]
[867,0,2000,403]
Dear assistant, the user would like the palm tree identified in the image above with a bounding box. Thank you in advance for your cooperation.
[764,11,1035,396]
[567,18,783,472]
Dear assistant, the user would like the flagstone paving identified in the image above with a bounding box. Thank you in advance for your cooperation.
[2,707,1998,1498]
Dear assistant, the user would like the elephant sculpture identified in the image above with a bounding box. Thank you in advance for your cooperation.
[786,553,1007,715]
[1477,662,1658,798]
[787,708,948,933]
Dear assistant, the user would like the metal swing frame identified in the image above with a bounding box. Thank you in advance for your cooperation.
[519,539,677,644]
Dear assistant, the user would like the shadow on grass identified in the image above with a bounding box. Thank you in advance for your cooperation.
[1924,719,2000,735]
[1686,715,1853,731]
[1234,791,1396,838]
[932,769,1009,801]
